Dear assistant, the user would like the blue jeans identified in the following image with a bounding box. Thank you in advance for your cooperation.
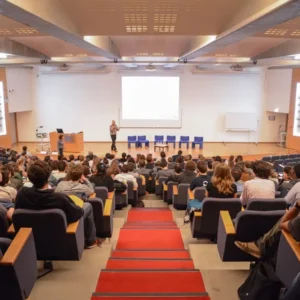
[281,273,300,300]
[83,203,96,245]
[0,202,14,209]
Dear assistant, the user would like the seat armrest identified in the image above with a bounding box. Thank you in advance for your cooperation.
[66,220,80,234]
[103,199,113,216]
[164,184,167,191]
[0,228,32,266]
[173,185,178,195]
[194,211,202,217]
[7,224,15,234]
[89,193,96,199]
[108,191,115,199]
[220,211,236,234]
[141,175,146,185]
[188,190,194,200]
[282,231,300,261]
[155,180,159,186]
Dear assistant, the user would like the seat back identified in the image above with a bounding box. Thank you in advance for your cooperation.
[246,198,287,211]
[194,187,206,201]
[194,136,203,143]
[235,210,285,242]
[0,206,9,238]
[95,187,108,204]
[177,183,190,205]
[13,209,84,261]
[0,229,37,300]
[168,162,175,169]
[86,197,105,237]
[155,135,164,142]
[166,135,175,142]
[127,181,134,199]
[167,181,178,200]
[138,135,146,141]
[200,199,241,236]
[180,136,189,142]
[146,162,154,169]
[128,136,137,142]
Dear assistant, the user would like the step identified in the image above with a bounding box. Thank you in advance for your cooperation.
[95,271,207,294]
[111,250,190,259]
[106,258,194,270]
[92,294,210,299]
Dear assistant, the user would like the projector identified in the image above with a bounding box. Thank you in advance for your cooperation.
[145,64,156,71]
[230,64,243,72]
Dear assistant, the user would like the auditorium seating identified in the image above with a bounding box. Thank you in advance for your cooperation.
[168,162,175,169]
[0,228,37,300]
[217,210,285,262]
[191,198,241,239]
[115,189,128,209]
[127,136,137,148]
[12,209,84,274]
[173,183,191,210]
[194,187,206,201]
[245,198,287,211]
[155,176,168,196]
[163,181,178,204]
[87,196,114,238]
[179,136,190,149]
[0,206,9,238]
[137,135,149,148]
[166,135,176,147]
[192,136,204,149]
[137,175,146,196]
[276,230,300,289]
[154,135,164,144]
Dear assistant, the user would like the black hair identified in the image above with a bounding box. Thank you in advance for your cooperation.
[252,160,271,179]
[28,161,51,188]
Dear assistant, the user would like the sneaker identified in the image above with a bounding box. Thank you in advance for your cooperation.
[85,239,101,249]
[234,241,261,259]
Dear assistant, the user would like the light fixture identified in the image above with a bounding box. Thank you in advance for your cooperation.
[145,64,156,71]
[274,108,279,112]
[293,54,300,60]
[0,53,8,59]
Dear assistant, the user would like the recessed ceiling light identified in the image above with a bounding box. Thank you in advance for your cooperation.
[0,53,8,59]
[274,108,279,112]
[294,54,300,60]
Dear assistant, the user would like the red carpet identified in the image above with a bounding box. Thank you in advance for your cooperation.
[91,208,210,299]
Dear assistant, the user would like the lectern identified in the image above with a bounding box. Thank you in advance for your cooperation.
[49,132,84,153]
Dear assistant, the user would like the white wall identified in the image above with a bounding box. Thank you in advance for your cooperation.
[6,68,33,113]
[16,67,287,143]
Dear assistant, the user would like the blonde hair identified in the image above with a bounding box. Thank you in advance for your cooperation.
[212,163,235,195]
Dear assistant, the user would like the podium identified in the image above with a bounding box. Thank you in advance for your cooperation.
[49,132,84,153]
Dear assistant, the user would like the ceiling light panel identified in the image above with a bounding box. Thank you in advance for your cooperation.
[264,28,288,36]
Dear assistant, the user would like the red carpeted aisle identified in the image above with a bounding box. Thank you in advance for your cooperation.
[91,208,210,299]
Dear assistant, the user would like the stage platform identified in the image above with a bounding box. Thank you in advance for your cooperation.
[12,142,298,160]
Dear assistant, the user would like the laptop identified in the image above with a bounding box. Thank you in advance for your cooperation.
[56,128,64,134]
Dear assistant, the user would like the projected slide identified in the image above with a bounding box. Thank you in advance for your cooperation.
[121,76,180,127]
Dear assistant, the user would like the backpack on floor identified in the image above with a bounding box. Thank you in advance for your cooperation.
[238,261,282,300]
[184,199,203,224]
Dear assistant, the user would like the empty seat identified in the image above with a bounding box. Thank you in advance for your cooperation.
[163,181,178,204]
[194,187,206,201]
[137,135,149,148]
[192,136,203,149]
[173,183,190,210]
[155,176,168,196]
[166,135,176,147]
[246,198,287,211]
[191,198,241,239]
[127,136,137,148]
[154,135,164,145]
[179,136,190,149]
[217,210,285,261]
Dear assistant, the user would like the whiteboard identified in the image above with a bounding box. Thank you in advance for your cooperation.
[225,113,257,131]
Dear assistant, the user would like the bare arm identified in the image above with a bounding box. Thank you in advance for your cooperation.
[280,200,300,232]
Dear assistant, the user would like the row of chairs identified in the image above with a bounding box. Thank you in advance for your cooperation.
[273,158,300,172]
[262,154,300,163]
[127,135,204,149]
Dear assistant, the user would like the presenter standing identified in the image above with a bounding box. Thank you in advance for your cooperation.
[110,120,119,152]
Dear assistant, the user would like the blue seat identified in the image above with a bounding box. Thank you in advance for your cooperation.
[137,135,149,148]
[192,136,203,149]
[166,135,176,147]
[179,136,190,149]
[154,135,164,145]
[127,136,137,148]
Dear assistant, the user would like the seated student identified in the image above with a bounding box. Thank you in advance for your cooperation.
[198,154,205,162]
[214,156,222,163]
[56,164,94,199]
[190,161,211,191]
[145,154,154,169]
[225,155,234,166]
[172,150,183,162]
[90,163,114,192]
[235,198,300,260]
[52,160,67,182]
[136,159,151,176]
[119,152,127,163]
[207,160,214,177]
[68,154,75,163]
[281,165,293,185]
[155,159,174,180]
[206,163,237,198]
[114,164,138,189]
[83,166,91,179]
[240,160,275,206]
[6,163,23,190]
[235,155,243,163]
[231,167,244,193]
[280,164,300,197]
[44,155,52,165]
[178,161,197,184]
[22,145,31,157]
[165,163,182,184]
[127,162,140,178]
[156,151,166,162]
[15,160,99,248]
[0,166,17,209]
[176,155,185,169]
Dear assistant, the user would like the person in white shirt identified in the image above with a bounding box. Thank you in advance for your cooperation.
[114,164,138,189]
[240,160,275,207]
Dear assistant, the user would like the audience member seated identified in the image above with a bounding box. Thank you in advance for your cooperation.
[207,160,214,177]
[231,167,244,193]
[83,166,91,178]
[285,165,300,206]
[0,166,17,210]
[90,163,114,192]
[156,151,166,162]
[172,150,183,162]
[56,164,94,200]
[136,159,151,176]
[119,152,127,163]
[235,155,243,163]
[225,155,234,166]
[165,163,182,184]
[155,159,174,180]
[198,154,205,162]
[214,155,222,163]
[68,154,75,163]
[145,154,154,169]
[240,160,275,206]
[270,168,280,190]
[235,198,300,261]
[22,145,31,157]
[15,160,99,248]
[52,160,67,182]
[44,155,52,165]
[127,162,140,178]
[114,164,138,189]
[6,163,23,190]
[178,160,197,184]
[279,165,300,198]
[190,161,211,191]
[206,163,237,198]
[76,155,85,164]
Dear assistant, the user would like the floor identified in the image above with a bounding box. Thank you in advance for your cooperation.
[30,197,249,300]
[12,142,296,160]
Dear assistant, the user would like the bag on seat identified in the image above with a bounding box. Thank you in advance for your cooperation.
[238,261,282,300]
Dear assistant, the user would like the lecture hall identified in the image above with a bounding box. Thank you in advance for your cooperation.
[1,1,300,300]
